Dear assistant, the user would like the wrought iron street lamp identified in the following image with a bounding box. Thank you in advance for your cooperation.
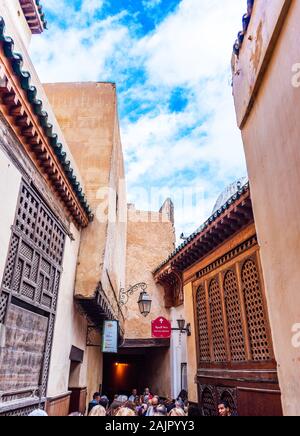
[138,291,152,318]
[119,283,152,317]
[172,317,191,336]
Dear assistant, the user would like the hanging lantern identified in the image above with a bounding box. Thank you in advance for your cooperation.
[138,291,152,317]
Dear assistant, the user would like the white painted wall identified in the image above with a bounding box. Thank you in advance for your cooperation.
[47,223,89,397]
[0,150,21,283]
[1,0,32,48]
[170,306,187,399]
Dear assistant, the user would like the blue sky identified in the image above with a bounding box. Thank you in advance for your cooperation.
[30,0,247,238]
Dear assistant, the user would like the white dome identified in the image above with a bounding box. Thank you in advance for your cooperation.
[212,176,248,214]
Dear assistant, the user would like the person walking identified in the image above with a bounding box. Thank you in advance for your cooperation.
[99,396,109,410]
[166,398,176,413]
[115,407,136,416]
[169,407,186,417]
[137,402,148,416]
[87,392,101,414]
[28,409,48,416]
[218,400,238,417]
[146,397,159,416]
[88,405,106,416]
[177,390,188,404]
[143,387,153,403]
[188,405,202,416]
[154,405,167,417]
[129,389,138,403]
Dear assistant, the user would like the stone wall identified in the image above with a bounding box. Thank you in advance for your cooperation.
[44,83,127,323]
[0,304,48,391]
[125,204,175,339]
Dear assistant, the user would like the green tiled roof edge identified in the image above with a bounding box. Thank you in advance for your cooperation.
[35,0,48,30]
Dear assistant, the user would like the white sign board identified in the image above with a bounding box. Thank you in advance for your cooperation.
[102,320,118,353]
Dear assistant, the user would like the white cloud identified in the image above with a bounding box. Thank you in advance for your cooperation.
[31,0,248,239]
[122,0,247,238]
[137,0,245,86]
[142,0,162,9]
[43,0,104,19]
[81,0,104,17]
[30,13,129,82]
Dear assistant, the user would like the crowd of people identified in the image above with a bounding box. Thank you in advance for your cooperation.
[86,388,196,417]
[84,388,236,417]
[27,388,236,417]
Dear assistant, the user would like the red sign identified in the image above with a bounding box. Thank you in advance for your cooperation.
[152,317,172,338]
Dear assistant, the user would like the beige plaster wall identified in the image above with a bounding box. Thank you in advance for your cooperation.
[0,149,21,284]
[183,282,198,404]
[232,0,300,416]
[100,106,127,323]
[86,346,103,405]
[125,204,175,339]
[44,84,127,325]
[232,0,291,128]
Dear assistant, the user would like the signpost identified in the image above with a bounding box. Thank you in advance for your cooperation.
[151,317,172,339]
[102,320,118,353]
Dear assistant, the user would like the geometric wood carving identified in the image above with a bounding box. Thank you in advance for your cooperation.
[0,181,66,407]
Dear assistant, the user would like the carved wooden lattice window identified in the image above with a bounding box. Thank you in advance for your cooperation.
[0,292,8,324]
[0,182,66,398]
[242,259,271,361]
[2,184,65,312]
[196,285,210,362]
[209,279,227,362]
[224,270,246,362]
[202,388,217,416]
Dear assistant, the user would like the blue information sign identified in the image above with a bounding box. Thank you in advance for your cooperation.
[102,320,118,353]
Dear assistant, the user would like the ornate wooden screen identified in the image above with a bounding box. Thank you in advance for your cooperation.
[0,181,66,407]
[202,388,218,416]
[195,240,273,367]
[209,279,227,363]
[196,285,210,362]
[242,259,271,361]
[0,293,8,324]
[224,270,246,362]
[194,238,279,416]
